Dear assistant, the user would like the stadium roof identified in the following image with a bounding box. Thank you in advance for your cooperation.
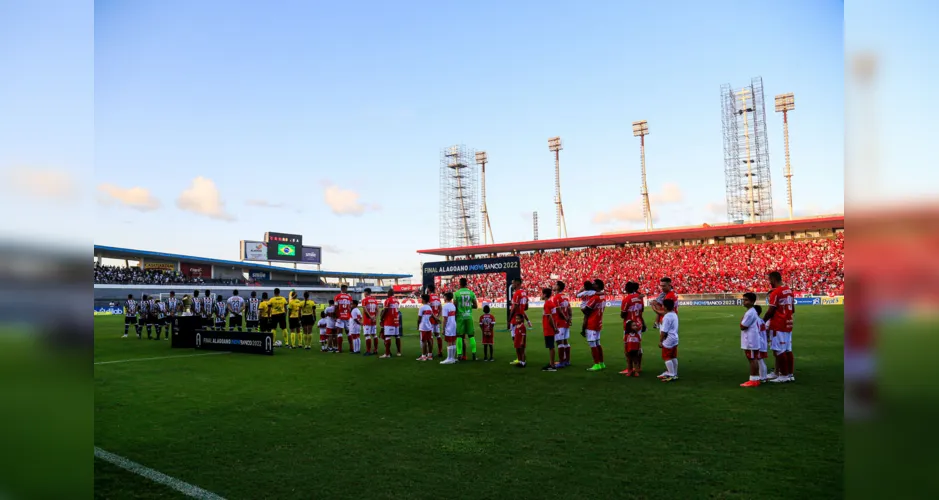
[94,245,411,279]
[417,215,844,257]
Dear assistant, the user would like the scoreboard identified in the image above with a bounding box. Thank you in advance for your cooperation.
[264,232,303,262]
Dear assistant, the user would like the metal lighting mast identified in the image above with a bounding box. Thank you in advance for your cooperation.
[533,211,539,240]
[774,93,795,219]
[476,150,495,244]
[736,88,756,223]
[548,136,568,238]
[632,120,652,230]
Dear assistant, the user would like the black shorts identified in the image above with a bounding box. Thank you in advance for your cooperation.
[288,317,301,330]
[214,320,226,328]
[271,313,287,330]
[259,318,270,332]
[147,314,159,325]
[300,315,315,327]
[201,316,213,327]
[229,314,243,328]
[246,319,259,331]
[124,316,137,325]
[544,336,556,349]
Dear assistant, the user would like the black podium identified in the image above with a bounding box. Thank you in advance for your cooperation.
[172,316,273,355]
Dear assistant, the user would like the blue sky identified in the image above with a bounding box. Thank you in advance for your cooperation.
[3,1,851,277]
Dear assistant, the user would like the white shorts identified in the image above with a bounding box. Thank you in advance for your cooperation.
[363,325,377,336]
[349,325,361,336]
[326,322,336,330]
[771,331,792,352]
[383,326,400,337]
[335,319,349,329]
[586,329,601,342]
[555,327,570,341]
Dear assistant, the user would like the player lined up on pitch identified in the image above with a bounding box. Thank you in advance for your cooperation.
[119,272,797,385]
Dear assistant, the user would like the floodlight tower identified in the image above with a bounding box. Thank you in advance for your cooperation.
[476,151,495,244]
[533,211,539,241]
[548,136,568,238]
[632,120,653,230]
[774,93,795,220]
[736,88,756,223]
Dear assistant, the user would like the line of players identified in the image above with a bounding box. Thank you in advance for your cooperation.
[120,271,796,385]
[501,271,796,386]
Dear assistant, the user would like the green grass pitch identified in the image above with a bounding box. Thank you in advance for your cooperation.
[94,306,844,499]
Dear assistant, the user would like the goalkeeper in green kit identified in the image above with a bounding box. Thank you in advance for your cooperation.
[453,277,479,361]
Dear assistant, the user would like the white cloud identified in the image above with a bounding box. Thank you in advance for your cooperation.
[322,182,379,216]
[246,199,284,209]
[592,184,683,224]
[3,168,78,201]
[322,244,343,253]
[176,176,235,221]
[97,183,161,212]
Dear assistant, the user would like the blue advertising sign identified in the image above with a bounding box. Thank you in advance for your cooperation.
[248,270,270,280]
[301,246,322,264]
[794,297,821,305]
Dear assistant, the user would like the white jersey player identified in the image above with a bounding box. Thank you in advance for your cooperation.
[440,293,458,365]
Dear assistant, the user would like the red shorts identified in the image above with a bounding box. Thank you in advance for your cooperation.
[445,335,457,345]
[760,351,768,359]
[661,346,678,360]
[482,333,494,345]
[420,330,432,342]
[513,333,526,349]
[319,334,326,342]
[626,347,641,354]
[744,349,760,360]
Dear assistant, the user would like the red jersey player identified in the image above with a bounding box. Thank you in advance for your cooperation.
[650,277,678,329]
[620,281,645,375]
[379,289,401,358]
[583,279,607,372]
[334,284,354,338]
[764,271,795,383]
[552,281,573,368]
[360,288,380,355]
[509,277,529,366]
[541,287,558,371]
[479,305,496,361]
[427,284,443,358]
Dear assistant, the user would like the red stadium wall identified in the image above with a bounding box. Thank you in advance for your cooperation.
[180,262,209,279]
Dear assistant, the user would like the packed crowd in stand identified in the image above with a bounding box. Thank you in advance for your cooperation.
[440,235,844,299]
[94,264,205,285]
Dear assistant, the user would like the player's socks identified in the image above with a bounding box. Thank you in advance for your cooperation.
[456,339,463,357]
[597,345,604,363]
[787,351,794,377]
[146,325,152,339]
[469,337,477,354]
[758,359,768,380]
[437,337,443,356]
[384,340,391,356]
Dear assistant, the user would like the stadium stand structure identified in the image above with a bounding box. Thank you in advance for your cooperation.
[418,215,844,300]
[94,245,410,285]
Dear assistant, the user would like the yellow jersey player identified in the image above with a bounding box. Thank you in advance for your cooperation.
[287,292,304,349]
[300,292,316,350]
[267,288,288,346]
[258,292,271,333]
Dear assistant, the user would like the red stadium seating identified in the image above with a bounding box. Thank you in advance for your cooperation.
[438,234,844,298]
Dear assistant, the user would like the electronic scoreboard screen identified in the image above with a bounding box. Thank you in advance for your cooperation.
[264,232,303,262]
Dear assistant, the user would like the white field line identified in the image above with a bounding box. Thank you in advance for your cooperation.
[94,447,226,499]
[94,352,229,365]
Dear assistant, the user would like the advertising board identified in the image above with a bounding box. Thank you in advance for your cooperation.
[264,232,303,262]
[240,240,267,262]
[300,246,322,264]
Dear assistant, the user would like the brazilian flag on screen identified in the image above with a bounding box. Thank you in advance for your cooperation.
[278,244,296,256]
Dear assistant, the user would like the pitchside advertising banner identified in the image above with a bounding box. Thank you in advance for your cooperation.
[195,330,274,355]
